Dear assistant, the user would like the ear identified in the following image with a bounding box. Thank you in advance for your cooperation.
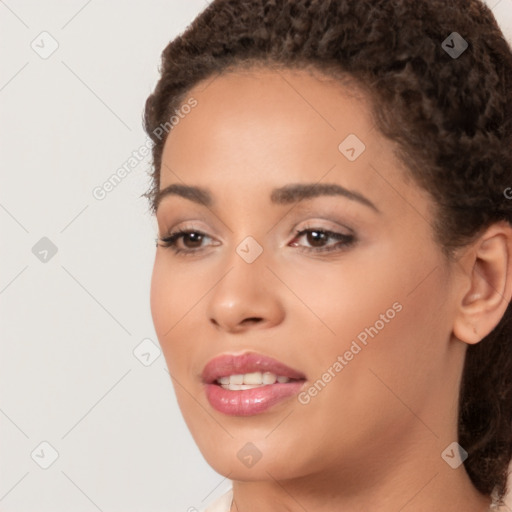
[453,221,512,345]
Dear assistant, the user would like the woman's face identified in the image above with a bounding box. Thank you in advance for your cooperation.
[150,67,465,483]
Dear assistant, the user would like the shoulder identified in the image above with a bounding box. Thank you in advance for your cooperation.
[200,488,233,512]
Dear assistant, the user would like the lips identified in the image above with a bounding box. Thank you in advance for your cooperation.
[202,352,307,416]
[202,352,306,384]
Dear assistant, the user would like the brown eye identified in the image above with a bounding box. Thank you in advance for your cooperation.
[180,232,204,248]
[305,230,329,247]
[290,228,356,253]
[158,229,212,254]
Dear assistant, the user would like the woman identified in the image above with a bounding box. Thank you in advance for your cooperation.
[143,0,512,510]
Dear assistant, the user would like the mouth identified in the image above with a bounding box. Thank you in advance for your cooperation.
[215,371,303,390]
[202,351,306,385]
[201,352,307,416]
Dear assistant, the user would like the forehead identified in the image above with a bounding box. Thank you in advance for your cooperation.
[163,68,369,171]
[169,66,374,150]
[158,67,428,219]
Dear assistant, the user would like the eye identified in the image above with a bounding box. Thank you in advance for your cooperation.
[289,228,355,253]
[156,226,356,256]
[157,229,215,255]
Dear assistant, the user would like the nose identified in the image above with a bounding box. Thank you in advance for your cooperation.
[206,257,285,334]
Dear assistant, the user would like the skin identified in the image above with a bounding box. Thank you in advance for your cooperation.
[150,67,512,512]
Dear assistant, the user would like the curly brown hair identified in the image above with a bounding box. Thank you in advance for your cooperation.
[143,0,512,503]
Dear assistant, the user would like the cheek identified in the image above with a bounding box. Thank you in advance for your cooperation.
[150,253,224,385]
[150,255,190,372]
[277,248,409,349]
[149,256,170,341]
[284,266,451,463]
[285,243,450,392]
[330,267,449,415]
[150,253,206,334]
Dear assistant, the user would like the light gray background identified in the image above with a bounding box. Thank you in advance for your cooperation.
[1,1,511,511]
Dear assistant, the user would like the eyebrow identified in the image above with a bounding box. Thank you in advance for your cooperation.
[155,182,379,213]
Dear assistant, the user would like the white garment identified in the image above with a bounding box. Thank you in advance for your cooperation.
[202,488,233,512]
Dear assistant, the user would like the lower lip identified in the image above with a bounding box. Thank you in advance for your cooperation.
[205,382,305,416]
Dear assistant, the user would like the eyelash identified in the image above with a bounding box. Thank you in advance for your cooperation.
[157,227,356,256]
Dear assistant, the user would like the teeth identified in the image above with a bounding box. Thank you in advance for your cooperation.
[226,384,264,390]
[262,372,277,385]
[216,371,292,389]
[230,374,244,385]
[243,371,263,384]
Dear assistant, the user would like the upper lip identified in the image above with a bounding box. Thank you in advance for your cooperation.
[202,351,306,384]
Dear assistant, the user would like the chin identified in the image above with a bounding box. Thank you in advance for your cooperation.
[196,435,310,482]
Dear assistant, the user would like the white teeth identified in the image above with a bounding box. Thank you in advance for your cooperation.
[227,384,263,390]
[230,374,244,385]
[217,371,292,389]
[243,371,263,384]
[262,372,277,385]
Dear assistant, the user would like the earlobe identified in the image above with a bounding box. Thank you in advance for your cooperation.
[453,222,512,345]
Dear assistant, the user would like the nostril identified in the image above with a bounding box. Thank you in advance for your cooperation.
[242,317,263,325]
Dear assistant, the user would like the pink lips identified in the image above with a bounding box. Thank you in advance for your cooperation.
[202,352,306,416]
[202,352,306,383]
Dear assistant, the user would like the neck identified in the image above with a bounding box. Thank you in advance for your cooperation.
[229,439,493,512]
